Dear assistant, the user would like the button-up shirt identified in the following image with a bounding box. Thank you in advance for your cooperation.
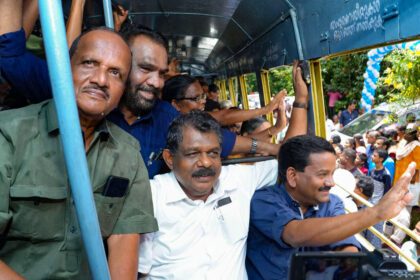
[246,184,360,280]
[139,160,278,279]
[0,100,157,279]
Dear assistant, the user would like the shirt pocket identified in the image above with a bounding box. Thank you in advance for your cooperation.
[218,200,248,244]
[94,194,125,237]
[9,185,67,241]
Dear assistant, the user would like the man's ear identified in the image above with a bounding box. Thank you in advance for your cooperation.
[171,100,181,112]
[286,167,298,188]
[162,149,174,170]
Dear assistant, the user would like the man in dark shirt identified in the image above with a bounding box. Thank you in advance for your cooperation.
[339,100,359,127]
[370,149,392,194]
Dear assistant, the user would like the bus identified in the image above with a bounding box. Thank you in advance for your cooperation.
[1,0,419,279]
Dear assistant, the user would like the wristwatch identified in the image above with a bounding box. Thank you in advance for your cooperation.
[293,101,308,109]
[250,138,258,154]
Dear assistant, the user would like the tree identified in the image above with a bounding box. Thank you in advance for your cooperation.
[378,49,420,104]
[269,66,294,96]
[321,53,368,111]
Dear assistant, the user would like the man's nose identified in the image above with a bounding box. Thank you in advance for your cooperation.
[325,176,335,187]
[197,153,212,168]
[146,71,163,90]
[91,68,108,87]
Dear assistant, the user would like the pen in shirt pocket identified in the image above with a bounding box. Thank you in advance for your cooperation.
[214,197,232,221]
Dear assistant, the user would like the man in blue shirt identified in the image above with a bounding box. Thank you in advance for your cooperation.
[369,149,392,194]
[339,100,359,127]
[369,136,395,184]
[1,24,281,178]
[246,135,417,280]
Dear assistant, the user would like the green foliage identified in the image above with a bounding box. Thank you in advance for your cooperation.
[321,53,368,111]
[377,49,420,104]
[268,66,294,96]
[245,73,258,93]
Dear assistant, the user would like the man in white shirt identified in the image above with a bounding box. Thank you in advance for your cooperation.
[138,62,309,279]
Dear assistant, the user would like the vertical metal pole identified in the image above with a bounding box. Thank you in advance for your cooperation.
[239,75,250,109]
[38,1,111,279]
[309,60,327,138]
[228,78,237,106]
[103,0,114,29]
[260,70,274,124]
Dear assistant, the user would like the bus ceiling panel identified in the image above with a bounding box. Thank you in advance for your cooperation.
[297,0,420,59]
[132,14,230,39]
[210,18,299,76]
[129,0,241,18]
[231,0,290,39]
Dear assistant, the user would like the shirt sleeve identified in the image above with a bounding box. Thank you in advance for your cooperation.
[253,160,278,191]
[220,128,236,158]
[138,232,155,273]
[326,196,361,250]
[112,154,158,234]
[250,188,301,249]
[0,28,52,103]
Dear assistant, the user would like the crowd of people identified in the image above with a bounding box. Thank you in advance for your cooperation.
[0,1,419,279]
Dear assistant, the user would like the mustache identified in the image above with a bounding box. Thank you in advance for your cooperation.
[319,186,331,192]
[192,168,216,177]
[84,84,109,98]
[135,84,160,96]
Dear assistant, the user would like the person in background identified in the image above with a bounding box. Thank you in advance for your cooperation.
[327,90,342,118]
[339,100,359,128]
[355,152,368,175]
[369,136,395,183]
[338,148,363,177]
[400,221,420,271]
[369,149,392,195]
[343,138,356,150]
[204,83,221,111]
[353,133,366,154]
[366,130,380,170]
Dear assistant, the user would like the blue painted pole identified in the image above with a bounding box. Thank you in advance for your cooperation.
[103,0,115,29]
[38,1,111,279]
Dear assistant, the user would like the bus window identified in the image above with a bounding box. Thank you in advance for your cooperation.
[243,72,260,109]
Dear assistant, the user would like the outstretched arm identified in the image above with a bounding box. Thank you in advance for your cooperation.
[66,0,85,47]
[250,90,287,143]
[231,135,280,156]
[22,0,38,39]
[0,0,52,103]
[283,61,309,141]
[0,0,22,35]
[209,91,284,126]
[282,162,416,247]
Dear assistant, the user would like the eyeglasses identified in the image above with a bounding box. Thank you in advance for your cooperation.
[175,94,206,103]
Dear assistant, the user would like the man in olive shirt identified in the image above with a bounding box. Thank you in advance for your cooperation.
[0,28,157,279]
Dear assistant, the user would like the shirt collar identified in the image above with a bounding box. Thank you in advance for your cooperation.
[164,172,191,204]
[45,99,110,141]
[278,183,319,212]
[163,172,231,204]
